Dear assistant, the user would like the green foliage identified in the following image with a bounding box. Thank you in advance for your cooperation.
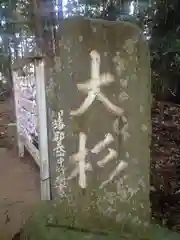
[0,0,26,79]
[149,0,180,99]
[0,0,38,90]
[79,0,101,5]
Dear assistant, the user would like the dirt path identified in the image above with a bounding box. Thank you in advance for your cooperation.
[0,99,40,239]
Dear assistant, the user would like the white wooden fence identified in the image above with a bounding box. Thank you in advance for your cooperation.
[12,56,50,200]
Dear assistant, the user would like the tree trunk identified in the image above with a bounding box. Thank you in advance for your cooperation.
[32,0,43,53]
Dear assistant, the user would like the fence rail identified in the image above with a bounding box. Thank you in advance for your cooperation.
[12,55,50,200]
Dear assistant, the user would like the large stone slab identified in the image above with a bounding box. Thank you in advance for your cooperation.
[46,17,151,234]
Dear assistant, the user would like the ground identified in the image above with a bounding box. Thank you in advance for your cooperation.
[151,101,180,231]
[0,98,40,239]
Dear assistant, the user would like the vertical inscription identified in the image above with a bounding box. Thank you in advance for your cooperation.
[52,110,67,195]
[68,50,130,190]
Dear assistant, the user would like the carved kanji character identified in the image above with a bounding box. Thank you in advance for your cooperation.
[70,50,124,117]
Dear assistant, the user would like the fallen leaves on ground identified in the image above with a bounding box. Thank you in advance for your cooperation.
[151,101,180,230]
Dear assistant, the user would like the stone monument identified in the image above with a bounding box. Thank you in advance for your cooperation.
[46,17,151,235]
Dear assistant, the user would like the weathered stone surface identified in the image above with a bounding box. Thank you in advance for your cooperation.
[46,17,151,234]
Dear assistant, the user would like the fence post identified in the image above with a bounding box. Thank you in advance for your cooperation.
[35,59,51,200]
